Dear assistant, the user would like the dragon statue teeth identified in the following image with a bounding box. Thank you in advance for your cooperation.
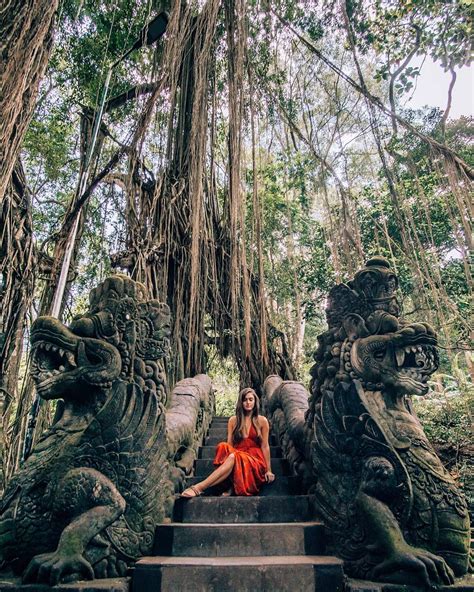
[309,256,470,588]
[0,274,174,586]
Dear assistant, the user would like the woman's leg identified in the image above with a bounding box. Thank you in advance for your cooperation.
[181,453,235,497]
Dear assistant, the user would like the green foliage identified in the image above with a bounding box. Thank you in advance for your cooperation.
[206,347,239,418]
[415,380,472,447]
[353,107,473,352]
[19,0,471,393]
[55,0,157,106]
[413,359,473,502]
[346,0,471,80]
[24,104,75,181]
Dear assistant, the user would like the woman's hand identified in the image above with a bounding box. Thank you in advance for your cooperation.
[265,471,275,483]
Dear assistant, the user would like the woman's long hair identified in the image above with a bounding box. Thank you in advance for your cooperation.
[232,388,262,443]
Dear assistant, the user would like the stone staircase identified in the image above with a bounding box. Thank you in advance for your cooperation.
[132,417,344,592]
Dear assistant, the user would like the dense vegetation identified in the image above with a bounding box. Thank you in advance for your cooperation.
[0,0,471,493]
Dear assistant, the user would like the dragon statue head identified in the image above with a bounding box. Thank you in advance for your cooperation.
[30,274,171,406]
[311,256,439,405]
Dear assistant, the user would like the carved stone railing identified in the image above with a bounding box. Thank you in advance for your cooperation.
[166,374,214,493]
[262,375,313,490]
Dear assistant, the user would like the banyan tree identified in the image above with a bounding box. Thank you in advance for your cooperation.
[0,0,472,492]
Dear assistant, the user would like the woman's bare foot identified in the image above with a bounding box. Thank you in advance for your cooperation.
[180,485,202,498]
[221,488,232,497]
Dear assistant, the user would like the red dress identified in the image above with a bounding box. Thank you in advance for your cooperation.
[213,424,267,496]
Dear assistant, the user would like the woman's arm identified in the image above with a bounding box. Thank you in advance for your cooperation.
[227,416,236,445]
[260,417,275,482]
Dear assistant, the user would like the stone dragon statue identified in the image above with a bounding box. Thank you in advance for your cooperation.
[263,257,470,588]
[308,256,470,588]
[0,275,175,585]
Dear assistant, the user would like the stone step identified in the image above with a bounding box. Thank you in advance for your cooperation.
[0,577,130,591]
[345,576,474,591]
[204,435,232,446]
[132,555,344,592]
[173,495,315,523]
[210,417,230,423]
[206,427,228,438]
[194,457,289,477]
[204,434,279,446]
[153,522,326,557]
[184,475,301,496]
[198,445,282,459]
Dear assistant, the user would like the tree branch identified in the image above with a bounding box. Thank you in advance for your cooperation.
[104,82,158,112]
[272,9,474,180]
[440,65,457,139]
[61,147,128,235]
[388,24,421,136]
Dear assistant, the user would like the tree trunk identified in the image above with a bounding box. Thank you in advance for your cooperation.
[0,0,58,483]
[0,0,59,202]
[0,162,35,492]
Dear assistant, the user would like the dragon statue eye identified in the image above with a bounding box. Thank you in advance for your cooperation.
[373,349,386,361]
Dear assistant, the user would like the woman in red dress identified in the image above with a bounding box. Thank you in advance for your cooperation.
[180,388,275,497]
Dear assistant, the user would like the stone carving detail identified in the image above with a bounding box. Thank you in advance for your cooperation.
[166,375,214,493]
[263,376,312,488]
[309,257,470,587]
[0,274,174,585]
